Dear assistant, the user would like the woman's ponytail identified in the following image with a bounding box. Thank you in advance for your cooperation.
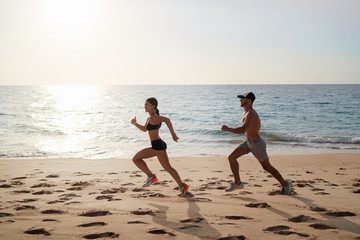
[146,97,161,126]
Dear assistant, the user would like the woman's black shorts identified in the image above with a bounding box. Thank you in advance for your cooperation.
[151,139,167,150]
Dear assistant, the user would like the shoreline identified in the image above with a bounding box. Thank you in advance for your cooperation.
[1,153,359,239]
[1,151,360,160]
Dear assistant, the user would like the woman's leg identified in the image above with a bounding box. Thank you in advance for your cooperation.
[132,148,158,177]
[157,151,184,188]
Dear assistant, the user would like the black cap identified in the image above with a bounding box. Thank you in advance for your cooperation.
[237,92,255,102]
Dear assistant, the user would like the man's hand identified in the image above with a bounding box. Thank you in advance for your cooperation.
[221,125,229,131]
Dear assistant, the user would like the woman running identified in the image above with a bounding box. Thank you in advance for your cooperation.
[131,97,189,196]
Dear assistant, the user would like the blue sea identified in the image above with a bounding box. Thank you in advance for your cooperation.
[0,85,359,159]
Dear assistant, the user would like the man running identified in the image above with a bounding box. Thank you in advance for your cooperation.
[221,92,292,195]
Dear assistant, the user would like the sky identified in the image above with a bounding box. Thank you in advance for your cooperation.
[0,0,359,85]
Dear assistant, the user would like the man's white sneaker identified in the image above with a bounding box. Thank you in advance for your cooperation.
[225,182,244,192]
[282,180,292,195]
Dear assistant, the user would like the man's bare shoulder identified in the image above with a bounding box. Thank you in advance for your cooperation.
[245,109,258,118]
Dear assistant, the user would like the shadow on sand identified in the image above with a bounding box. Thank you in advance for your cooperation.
[149,197,222,240]
[291,195,360,234]
[229,194,360,234]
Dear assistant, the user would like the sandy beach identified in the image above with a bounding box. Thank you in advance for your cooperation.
[0,154,359,239]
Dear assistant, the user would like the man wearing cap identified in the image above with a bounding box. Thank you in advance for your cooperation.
[221,92,292,195]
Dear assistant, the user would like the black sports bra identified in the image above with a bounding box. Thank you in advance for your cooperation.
[146,122,161,131]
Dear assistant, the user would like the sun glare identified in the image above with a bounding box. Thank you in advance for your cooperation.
[43,0,96,33]
[34,86,101,154]
[46,85,100,111]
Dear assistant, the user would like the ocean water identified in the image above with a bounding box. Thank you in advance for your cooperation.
[0,85,359,159]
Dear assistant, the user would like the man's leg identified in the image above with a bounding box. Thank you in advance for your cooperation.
[260,159,286,186]
[228,147,249,184]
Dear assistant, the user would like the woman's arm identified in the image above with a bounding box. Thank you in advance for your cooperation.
[156,116,179,142]
[131,117,147,132]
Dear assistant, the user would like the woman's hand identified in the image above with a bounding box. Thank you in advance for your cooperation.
[131,117,137,125]
[171,132,179,142]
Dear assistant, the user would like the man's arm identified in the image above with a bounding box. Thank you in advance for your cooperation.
[221,112,253,134]
[221,125,246,134]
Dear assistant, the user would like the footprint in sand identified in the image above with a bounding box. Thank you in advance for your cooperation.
[180,217,204,223]
[14,205,36,211]
[42,219,60,222]
[130,174,142,178]
[96,195,113,200]
[0,184,11,188]
[0,212,13,217]
[72,181,92,187]
[18,198,38,203]
[101,187,127,194]
[353,179,360,186]
[41,209,66,214]
[128,220,148,224]
[95,195,122,201]
[309,223,336,230]
[79,210,111,217]
[147,228,176,237]
[131,209,155,216]
[133,192,168,199]
[314,192,330,195]
[310,206,327,212]
[64,201,81,205]
[264,225,309,238]
[7,180,24,186]
[74,172,91,176]
[218,236,246,240]
[46,174,59,178]
[268,189,296,195]
[245,202,269,208]
[325,211,356,217]
[264,225,290,232]
[83,232,119,239]
[31,183,55,188]
[288,215,314,223]
[24,227,51,236]
[225,216,253,220]
[178,225,201,230]
[67,187,84,191]
[296,180,315,187]
[59,193,81,199]
[78,222,107,227]
[132,188,148,192]
[12,177,27,180]
[13,190,31,194]
[32,190,53,195]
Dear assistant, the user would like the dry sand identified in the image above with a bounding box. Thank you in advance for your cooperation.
[0,154,359,239]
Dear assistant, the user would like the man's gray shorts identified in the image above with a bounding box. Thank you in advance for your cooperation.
[239,137,269,162]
